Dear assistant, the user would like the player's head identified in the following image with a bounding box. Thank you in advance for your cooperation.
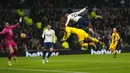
[88,23,92,28]
[47,24,51,30]
[65,8,73,17]
[4,22,9,27]
[113,28,117,33]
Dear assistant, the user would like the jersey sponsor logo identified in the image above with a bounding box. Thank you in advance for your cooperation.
[46,34,52,36]
[71,13,78,17]
[26,52,59,57]
[91,49,121,54]
[9,30,13,35]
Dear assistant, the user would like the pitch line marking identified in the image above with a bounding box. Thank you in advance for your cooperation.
[49,60,130,63]
[63,66,130,70]
[0,68,89,73]
[86,66,130,70]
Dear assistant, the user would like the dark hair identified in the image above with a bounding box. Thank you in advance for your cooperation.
[65,8,73,14]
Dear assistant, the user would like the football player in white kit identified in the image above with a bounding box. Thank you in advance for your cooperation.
[65,7,94,33]
[42,25,55,64]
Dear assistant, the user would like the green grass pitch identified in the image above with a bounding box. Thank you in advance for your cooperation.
[0,53,130,73]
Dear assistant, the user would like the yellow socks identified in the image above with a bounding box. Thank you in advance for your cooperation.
[91,38,99,43]
[113,50,116,55]
[82,43,88,47]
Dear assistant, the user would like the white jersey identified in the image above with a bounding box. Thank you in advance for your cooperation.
[65,7,86,26]
[42,29,55,43]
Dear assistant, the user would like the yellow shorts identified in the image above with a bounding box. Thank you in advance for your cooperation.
[77,29,89,42]
[109,42,118,50]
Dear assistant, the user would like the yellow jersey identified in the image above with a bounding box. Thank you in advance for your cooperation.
[65,27,81,34]
[62,27,88,41]
[62,27,80,40]
[111,32,120,44]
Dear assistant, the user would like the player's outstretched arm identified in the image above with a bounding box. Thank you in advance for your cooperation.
[42,31,45,39]
[89,28,94,34]
[61,32,71,42]
[10,17,22,29]
[65,17,70,26]
[76,6,88,15]
[10,23,19,29]
[0,29,6,35]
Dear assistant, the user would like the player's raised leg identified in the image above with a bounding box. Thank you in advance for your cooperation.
[79,40,88,47]
[13,45,18,62]
[78,38,96,50]
[7,45,14,66]
[85,32,99,43]
[78,34,89,49]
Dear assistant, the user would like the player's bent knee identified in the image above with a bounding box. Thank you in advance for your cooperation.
[109,47,113,51]
[9,48,14,53]
[50,47,54,52]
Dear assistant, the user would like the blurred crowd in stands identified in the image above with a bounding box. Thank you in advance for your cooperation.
[0,0,130,52]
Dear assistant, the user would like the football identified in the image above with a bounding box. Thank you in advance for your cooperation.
[20,33,26,38]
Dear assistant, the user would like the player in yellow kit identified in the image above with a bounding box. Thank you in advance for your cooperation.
[109,28,120,58]
[61,26,99,49]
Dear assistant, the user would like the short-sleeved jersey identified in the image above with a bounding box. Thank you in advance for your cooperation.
[65,7,86,26]
[111,32,120,44]
[42,29,55,43]
[67,13,82,22]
